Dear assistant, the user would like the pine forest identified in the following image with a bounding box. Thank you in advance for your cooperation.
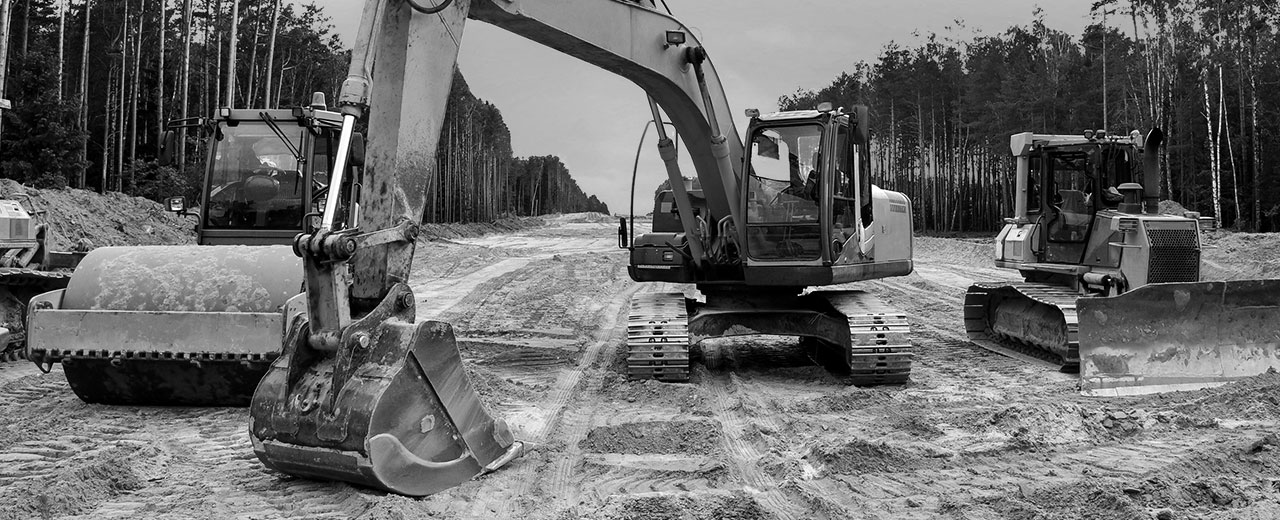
[0,0,608,223]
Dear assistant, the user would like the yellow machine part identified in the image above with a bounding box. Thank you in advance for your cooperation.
[27,245,303,406]
[1078,279,1280,396]
[250,283,520,496]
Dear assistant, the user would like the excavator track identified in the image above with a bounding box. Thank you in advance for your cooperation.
[964,282,1080,370]
[822,291,913,385]
[0,268,71,363]
[626,292,690,382]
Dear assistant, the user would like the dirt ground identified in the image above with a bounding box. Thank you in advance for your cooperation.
[1,207,1279,519]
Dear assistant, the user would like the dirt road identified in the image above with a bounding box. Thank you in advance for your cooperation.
[1,215,1277,520]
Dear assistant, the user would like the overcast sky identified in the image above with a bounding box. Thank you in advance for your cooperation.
[311,1,1096,216]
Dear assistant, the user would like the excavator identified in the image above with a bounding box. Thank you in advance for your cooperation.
[964,130,1280,396]
[248,0,915,497]
[25,98,358,405]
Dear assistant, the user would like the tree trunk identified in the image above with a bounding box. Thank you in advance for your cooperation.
[245,0,261,107]
[57,0,65,102]
[225,0,238,108]
[177,0,192,167]
[79,0,91,188]
[156,0,165,145]
[129,10,145,192]
[1202,73,1221,228]
[261,0,278,107]
[0,0,12,141]
[116,3,128,191]
[1219,67,1239,228]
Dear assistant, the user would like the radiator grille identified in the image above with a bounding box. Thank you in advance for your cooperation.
[1146,228,1200,283]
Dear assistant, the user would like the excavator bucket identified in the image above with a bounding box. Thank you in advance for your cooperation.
[249,283,520,496]
[26,245,303,405]
[1078,279,1280,396]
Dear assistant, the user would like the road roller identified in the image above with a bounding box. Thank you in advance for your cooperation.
[27,97,360,406]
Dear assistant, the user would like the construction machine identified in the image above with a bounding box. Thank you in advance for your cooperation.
[26,98,358,405]
[964,130,1280,396]
[248,0,913,497]
[0,197,87,362]
[627,104,914,384]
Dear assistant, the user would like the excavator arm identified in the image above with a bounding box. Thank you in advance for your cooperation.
[250,0,751,496]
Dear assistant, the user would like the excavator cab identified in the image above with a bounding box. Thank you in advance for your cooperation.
[26,101,360,406]
[738,106,912,285]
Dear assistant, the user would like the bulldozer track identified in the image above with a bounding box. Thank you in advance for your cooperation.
[964,282,1081,370]
[626,292,691,382]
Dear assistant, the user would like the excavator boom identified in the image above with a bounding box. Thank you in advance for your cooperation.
[250,0,918,496]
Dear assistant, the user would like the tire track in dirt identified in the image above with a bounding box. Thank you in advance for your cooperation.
[62,407,370,519]
[481,282,636,518]
[704,370,807,519]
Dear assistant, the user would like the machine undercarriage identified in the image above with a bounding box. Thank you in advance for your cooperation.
[628,289,912,384]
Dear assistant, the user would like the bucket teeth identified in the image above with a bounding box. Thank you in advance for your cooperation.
[249,283,519,496]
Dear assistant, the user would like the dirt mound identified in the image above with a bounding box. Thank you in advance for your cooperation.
[584,490,772,520]
[554,212,615,223]
[790,387,894,414]
[982,478,1149,520]
[1159,199,1192,216]
[913,236,992,268]
[0,444,151,519]
[579,420,721,455]
[1200,231,1280,280]
[419,215,546,240]
[808,438,936,475]
[0,179,195,250]
[1126,369,1280,422]
[957,402,1103,451]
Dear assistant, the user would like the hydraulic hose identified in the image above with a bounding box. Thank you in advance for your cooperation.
[407,0,454,15]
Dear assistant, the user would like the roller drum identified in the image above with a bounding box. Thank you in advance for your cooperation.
[32,245,303,406]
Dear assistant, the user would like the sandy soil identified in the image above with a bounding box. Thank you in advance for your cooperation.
[1,213,1278,520]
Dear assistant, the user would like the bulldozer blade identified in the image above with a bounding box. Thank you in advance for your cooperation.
[250,283,519,496]
[1078,279,1280,396]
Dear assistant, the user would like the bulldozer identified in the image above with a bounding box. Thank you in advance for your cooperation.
[964,130,1280,396]
[0,197,88,363]
[248,0,912,497]
[26,97,359,406]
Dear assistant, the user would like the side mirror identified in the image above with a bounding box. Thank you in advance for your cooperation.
[850,105,869,145]
[617,217,629,249]
[159,130,177,166]
[349,133,366,168]
[166,196,187,213]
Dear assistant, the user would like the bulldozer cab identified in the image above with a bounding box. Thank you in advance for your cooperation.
[1032,140,1140,265]
[197,108,353,246]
